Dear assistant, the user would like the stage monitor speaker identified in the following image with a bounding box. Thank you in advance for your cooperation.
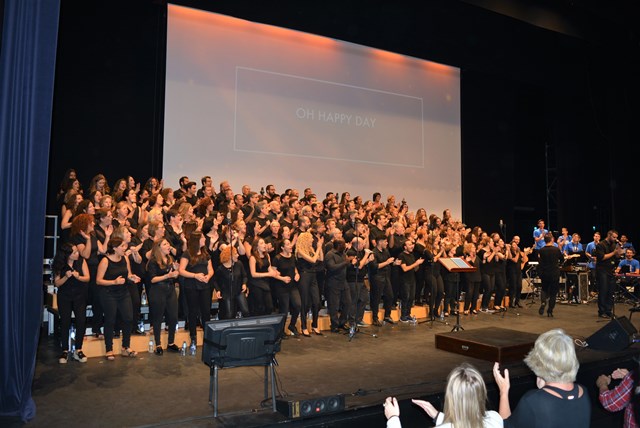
[276,394,345,419]
[587,316,637,352]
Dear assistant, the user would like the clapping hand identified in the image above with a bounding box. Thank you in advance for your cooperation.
[383,397,400,420]
[411,399,438,419]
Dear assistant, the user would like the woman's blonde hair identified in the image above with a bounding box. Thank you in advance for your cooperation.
[295,232,315,258]
[442,363,487,428]
[524,328,579,383]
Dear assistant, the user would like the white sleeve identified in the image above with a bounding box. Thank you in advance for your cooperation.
[386,415,402,428]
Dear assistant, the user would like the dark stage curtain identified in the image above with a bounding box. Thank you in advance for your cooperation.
[0,0,60,421]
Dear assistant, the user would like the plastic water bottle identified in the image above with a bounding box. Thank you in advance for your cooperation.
[148,337,154,353]
[141,289,148,306]
[69,325,76,354]
[189,341,197,356]
[180,341,187,356]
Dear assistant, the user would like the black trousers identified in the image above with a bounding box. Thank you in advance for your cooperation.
[88,264,103,335]
[507,268,522,305]
[494,271,507,307]
[57,285,88,351]
[274,285,301,327]
[444,278,458,314]
[101,286,133,352]
[219,292,250,320]
[481,273,496,309]
[597,269,615,316]
[326,279,351,328]
[400,280,416,318]
[428,273,444,317]
[184,286,212,340]
[348,280,369,323]
[249,285,274,317]
[370,272,393,320]
[148,283,178,346]
[464,280,480,312]
[540,274,560,314]
[298,271,320,329]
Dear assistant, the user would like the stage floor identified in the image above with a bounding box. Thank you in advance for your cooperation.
[22,298,640,427]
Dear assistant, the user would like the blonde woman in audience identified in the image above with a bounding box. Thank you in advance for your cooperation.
[384,363,502,427]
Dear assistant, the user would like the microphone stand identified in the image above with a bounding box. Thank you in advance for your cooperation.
[225,212,236,319]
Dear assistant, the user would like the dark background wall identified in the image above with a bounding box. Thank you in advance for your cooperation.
[48,0,640,243]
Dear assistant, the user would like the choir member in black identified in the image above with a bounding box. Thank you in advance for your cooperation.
[53,243,90,363]
[346,236,373,327]
[69,213,105,338]
[441,242,462,316]
[493,238,508,311]
[537,233,565,317]
[147,239,180,354]
[462,243,482,315]
[507,240,529,308]
[213,245,249,319]
[324,239,352,332]
[272,239,302,336]
[413,230,429,305]
[397,238,424,322]
[425,234,445,318]
[112,226,144,334]
[248,238,278,316]
[479,237,497,312]
[295,231,324,336]
[388,222,407,306]
[370,235,396,325]
[96,237,140,360]
[595,230,625,319]
[179,231,214,344]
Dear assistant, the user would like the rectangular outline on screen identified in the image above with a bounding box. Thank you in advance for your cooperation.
[233,66,425,168]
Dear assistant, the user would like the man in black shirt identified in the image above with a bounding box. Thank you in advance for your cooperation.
[398,238,424,322]
[595,230,624,318]
[324,239,352,332]
[370,235,396,325]
[346,237,373,328]
[184,182,198,206]
[537,233,564,317]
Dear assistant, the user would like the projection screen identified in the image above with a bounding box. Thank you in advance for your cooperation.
[164,4,461,216]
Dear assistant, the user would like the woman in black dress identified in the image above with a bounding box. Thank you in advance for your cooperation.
[179,231,214,345]
[53,243,90,363]
[147,239,180,354]
[96,237,139,360]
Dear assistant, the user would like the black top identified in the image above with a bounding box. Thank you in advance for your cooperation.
[102,257,128,287]
[272,253,297,288]
[213,263,247,297]
[56,259,86,295]
[181,251,211,290]
[398,251,417,286]
[595,238,619,273]
[147,258,175,288]
[537,245,563,278]
[372,247,392,276]
[249,254,271,291]
[504,384,590,428]
[324,250,348,283]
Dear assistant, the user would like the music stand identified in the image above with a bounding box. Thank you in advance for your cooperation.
[438,257,477,332]
[524,262,540,307]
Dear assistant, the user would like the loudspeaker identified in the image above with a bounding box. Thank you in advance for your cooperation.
[276,394,345,419]
[587,316,637,351]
